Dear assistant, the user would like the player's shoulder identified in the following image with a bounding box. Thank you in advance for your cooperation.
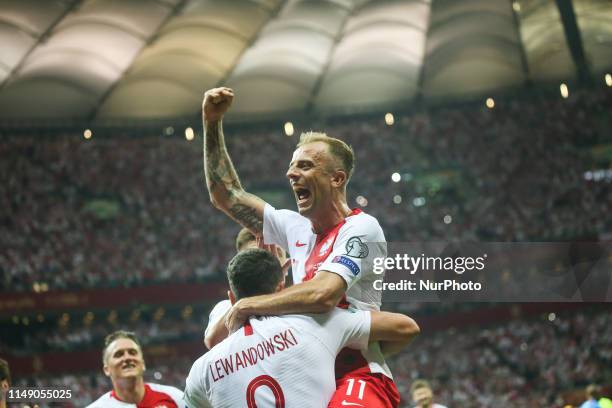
[147,382,184,398]
[85,391,117,408]
[209,299,231,314]
[189,349,213,374]
[147,383,186,407]
[343,210,384,236]
[267,205,310,226]
[281,309,364,331]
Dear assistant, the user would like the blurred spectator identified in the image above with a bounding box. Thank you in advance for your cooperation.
[580,384,602,408]
[411,379,448,408]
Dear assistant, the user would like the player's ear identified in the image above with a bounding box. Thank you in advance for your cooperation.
[103,363,110,377]
[330,169,347,189]
[228,290,236,305]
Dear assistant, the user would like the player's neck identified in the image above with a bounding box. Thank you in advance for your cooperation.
[113,377,145,403]
[310,198,352,234]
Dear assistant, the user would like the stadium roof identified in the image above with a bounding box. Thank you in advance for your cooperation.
[0,0,610,123]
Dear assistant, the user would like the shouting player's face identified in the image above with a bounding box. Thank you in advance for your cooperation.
[287,142,336,219]
[103,338,145,381]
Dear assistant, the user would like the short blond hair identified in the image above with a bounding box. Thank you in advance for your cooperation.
[102,330,142,363]
[297,131,354,184]
[410,379,431,393]
[235,227,256,252]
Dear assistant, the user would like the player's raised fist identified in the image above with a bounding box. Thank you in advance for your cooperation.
[203,87,234,122]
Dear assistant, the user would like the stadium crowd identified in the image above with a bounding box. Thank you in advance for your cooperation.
[1,88,610,293]
[1,312,203,355]
[392,307,611,407]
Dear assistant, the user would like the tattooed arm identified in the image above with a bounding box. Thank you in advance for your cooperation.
[202,87,266,233]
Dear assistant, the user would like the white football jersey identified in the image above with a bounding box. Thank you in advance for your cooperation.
[262,204,391,377]
[204,299,231,339]
[186,309,371,408]
[86,383,185,408]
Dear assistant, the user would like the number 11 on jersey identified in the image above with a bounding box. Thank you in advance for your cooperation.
[346,378,366,400]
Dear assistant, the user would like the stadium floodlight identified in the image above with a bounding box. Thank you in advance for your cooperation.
[284,121,294,136]
[486,98,495,109]
[185,127,195,141]
[560,83,569,98]
[413,197,426,207]
[385,113,394,126]
[391,172,401,182]
[83,129,92,139]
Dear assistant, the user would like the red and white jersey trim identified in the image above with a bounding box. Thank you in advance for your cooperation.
[85,383,185,408]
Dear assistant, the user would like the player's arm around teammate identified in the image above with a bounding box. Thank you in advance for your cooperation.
[202,87,266,233]
[226,271,346,331]
[370,311,420,355]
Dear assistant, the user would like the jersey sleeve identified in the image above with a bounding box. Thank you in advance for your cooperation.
[203,299,231,338]
[307,308,371,355]
[184,357,213,408]
[318,216,386,289]
[263,203,303,252]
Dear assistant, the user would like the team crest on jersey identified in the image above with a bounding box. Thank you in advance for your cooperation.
[344,236,369,258]
[319,239,333,256]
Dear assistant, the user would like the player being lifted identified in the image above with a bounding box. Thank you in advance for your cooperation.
[202,87,400,407]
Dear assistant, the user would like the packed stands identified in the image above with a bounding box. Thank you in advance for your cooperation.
[2,88,610,292]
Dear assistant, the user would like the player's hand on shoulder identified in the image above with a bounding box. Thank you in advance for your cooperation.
[260,241,291,275]
[225,298,250,334]
[203,87,234,122]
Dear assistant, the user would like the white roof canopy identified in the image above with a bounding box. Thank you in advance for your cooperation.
[0,0,609,122]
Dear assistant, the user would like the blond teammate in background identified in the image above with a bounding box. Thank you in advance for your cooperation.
[411,380,448,408]
[185,248,419,407]
[86,331,185,408]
